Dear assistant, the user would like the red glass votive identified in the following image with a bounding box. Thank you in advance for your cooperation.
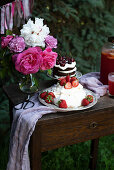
[100,50,114,85]
[108,72,114,96]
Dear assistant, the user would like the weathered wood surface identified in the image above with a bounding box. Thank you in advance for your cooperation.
[39,108,114,152]
[3,80,57,106]
[3,80,114,151]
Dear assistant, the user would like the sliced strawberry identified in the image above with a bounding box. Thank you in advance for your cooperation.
[60,79,66,86]
[40,91,48,99]
[86,95,93,103]
[58,99,67,108]
[64,82,72,89]
[70,76,77,82]
[45,95,54,104]
[71,80,79,87]
[48,92,55,98]
[81,98,89,106]
[66,75,70,82]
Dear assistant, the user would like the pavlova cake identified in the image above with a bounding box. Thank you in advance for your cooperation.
[40,75,94,109]
[53,55,76,78]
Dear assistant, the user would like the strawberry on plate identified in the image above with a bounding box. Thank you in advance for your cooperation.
[48,92,55,98]
[66,75,70,82]
[58,99,67,108]
[81,98,89,106]
[71,80,79,87]
[45,95,54,104]
[60,79,66,86]
[40,91,48,99]
[86,95,93,103]
[64,82,72,89]
[70,76,77,82]
[58,77,65,81]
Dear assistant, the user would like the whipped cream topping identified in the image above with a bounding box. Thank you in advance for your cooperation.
[54,61,76,70]
[58,67,77,74]
[50,83,86,108]
[54,73,76,79]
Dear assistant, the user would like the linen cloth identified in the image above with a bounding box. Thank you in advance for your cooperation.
[7,72,108,170]
[7,93,57,170]
[80,72,108,98]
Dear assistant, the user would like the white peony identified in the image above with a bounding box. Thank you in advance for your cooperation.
[20,18,50,47]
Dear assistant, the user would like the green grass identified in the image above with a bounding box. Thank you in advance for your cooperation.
[0,89,114,170]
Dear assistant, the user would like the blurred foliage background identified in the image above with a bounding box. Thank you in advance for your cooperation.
[33,0,114,74]
[0,0,114,169]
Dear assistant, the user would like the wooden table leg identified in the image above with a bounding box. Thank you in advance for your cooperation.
[89,138,99,170]
[30,125,42,170]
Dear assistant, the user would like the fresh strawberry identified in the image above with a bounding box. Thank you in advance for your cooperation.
[70,76,77,82]
[64,82,72,89]
[86,95,93,103]
[40,91,48,99]
[66,75,70,82]
[58,77,65,81]
[48,92,55,98]
[45,95,54,104]
[71,80,79,87]
[58,99,67,108]
[81,98,89,106]
[60,79,66,86]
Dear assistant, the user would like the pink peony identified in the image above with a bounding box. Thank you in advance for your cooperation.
[45,35,57,49]
[1,35,13,48]
[40,47,58,70]
[9,36,26,53]
[13,47,43,75]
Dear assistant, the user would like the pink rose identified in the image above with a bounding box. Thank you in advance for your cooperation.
[35,46,42,53]
[45,35,57,49]
[40,47,58,70]
[14,47,43,75]
[1,35,13,48]
[9,36,25,53]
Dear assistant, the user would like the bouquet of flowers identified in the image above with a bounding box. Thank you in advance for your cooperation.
[0,18,58,93]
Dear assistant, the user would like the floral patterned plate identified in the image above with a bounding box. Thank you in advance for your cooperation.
[38,87,97,112]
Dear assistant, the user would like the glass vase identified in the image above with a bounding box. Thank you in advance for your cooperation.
[19,74,38,93]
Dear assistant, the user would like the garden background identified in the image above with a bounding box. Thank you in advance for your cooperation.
[0,0,114,169]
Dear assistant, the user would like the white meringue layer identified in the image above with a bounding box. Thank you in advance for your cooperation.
[50,83,86,108]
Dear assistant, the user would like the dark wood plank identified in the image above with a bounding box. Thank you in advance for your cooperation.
[3,80,57,105]
[39,108,114,152]
[37,95,114,125]
[9,100,13,126]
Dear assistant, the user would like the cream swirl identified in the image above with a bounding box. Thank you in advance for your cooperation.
[55,61,76,70]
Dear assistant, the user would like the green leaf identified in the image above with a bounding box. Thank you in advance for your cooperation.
[47,69,52,76]
[6,30,13,36]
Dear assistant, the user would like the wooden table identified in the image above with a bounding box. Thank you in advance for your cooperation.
[3,80,114,170]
